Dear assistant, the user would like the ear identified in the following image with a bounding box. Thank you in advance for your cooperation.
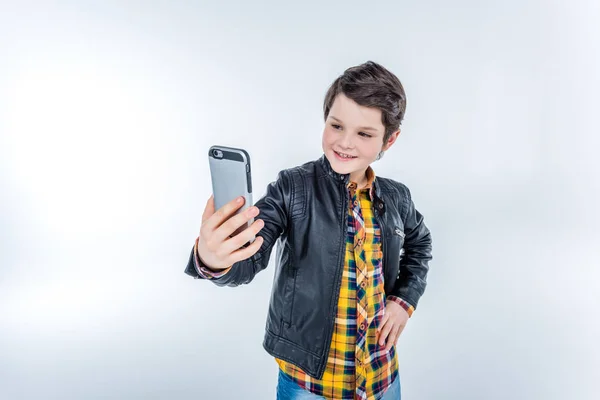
[382,129,401,151]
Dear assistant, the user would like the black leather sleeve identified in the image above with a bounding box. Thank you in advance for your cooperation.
[390,185,433,309]
[184,170,291,287]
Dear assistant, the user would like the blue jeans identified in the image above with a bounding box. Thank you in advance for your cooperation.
[276,370,401,400]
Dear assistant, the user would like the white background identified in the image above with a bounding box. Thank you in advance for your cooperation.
[1,1,598,399]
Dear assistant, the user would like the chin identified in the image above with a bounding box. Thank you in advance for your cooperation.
[326,151,357,174]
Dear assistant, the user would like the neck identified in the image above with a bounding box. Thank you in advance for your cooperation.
[350,169,368,189]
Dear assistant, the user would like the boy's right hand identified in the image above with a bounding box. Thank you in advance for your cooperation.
[196,195,265,271]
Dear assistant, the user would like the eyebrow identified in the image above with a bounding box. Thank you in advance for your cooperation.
[329,116,379,133]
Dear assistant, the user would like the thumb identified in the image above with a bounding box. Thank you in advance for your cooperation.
[201,195,215,223]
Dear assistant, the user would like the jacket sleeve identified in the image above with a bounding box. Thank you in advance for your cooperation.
[184,170,291,287]
[389,185,433,310]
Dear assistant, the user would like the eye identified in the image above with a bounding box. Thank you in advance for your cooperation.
[331,124,342,130]
[359,132,372,138]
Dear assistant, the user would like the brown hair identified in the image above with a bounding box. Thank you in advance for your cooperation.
[323,61,407,144]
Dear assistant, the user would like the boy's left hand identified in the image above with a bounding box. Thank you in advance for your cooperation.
[377,301,409,351]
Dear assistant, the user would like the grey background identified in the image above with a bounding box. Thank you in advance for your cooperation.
[1,1,598,399]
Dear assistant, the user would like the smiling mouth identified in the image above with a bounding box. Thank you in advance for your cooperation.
[334,150,357,159]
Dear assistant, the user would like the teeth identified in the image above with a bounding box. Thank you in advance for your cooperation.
[337,151,354,159]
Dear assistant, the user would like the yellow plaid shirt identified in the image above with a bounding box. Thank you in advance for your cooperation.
[275,167,414,400]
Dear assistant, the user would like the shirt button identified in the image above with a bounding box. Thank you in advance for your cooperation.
[378,203,384,209]
[359,323,366,331]
[360,281,367,289]
[354,200,359,206]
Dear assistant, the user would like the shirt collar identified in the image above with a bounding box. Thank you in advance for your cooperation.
[347,166,376,199]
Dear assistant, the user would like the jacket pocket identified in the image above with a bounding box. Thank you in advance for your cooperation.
[394,227,406,240]
[384,226,406,290]
[387,225,406,255]
[394,227,406,260]
[282,263,297,327]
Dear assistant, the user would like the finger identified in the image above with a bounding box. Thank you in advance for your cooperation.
[385,324,400,351]
[201,195,215,223]
[217,205,260,242]
[394,324,405,345]
[203,196,245,232]
[377,313,389,341]
[378,319,394,347]
[228,236,264,264]
[224,218,265,253]
[378,312,389,332]
[396,322,406,338]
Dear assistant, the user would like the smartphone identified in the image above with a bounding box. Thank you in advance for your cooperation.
[208,145,255,243]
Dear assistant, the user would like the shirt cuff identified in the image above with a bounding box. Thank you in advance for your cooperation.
[387,295,415,318]
[193,236,233,279]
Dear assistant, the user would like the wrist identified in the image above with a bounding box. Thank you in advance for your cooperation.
[194,237,227,271]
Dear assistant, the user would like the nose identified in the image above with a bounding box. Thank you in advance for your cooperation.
[339,131,354,150]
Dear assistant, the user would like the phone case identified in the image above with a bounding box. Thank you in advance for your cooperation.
[208,145,254,243]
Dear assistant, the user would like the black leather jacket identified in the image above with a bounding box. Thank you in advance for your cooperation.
[185,155,432,379]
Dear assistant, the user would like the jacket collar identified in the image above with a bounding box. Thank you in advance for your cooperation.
[319,154,348,183]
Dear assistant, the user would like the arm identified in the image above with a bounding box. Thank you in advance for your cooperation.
[388,186,433,312]
[184,170,291,287]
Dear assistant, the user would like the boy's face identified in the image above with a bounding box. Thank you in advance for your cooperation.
[322,93,399,181]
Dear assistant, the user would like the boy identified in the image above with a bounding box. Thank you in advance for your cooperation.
[185,61,433,400]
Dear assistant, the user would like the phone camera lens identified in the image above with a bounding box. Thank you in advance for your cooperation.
[213,149,223,158]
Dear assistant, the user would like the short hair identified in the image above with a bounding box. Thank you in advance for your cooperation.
[323,61,407,144]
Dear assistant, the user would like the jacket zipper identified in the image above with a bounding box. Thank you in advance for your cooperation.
[376,204,386,269]
[374,199,388,298]
[319,180,349,378]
